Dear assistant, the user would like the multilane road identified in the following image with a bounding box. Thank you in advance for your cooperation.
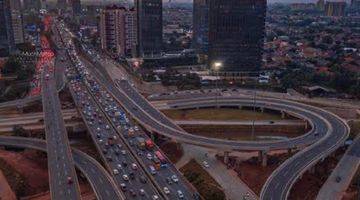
[0,136,124,200]
[41,55,81,199]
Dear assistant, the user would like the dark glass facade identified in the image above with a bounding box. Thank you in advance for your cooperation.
[135,0,163,57]
[193,0,209,54]
[0,0,14,57]
[208,0,266,72]
[72,0,81,16]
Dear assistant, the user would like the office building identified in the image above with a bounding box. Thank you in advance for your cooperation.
[351,0,360,9]
[23,0,42,11]
[325,1,346,16]
[71,0,81,16]
[0,0,14,56]
[193,0,209,54]
[57,0,67,10]
[135,0,163,57]
[9,0,24,45]
[99,6,137,57]
[208,0,266,73]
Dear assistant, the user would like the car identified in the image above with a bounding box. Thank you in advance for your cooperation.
[129,172,135,180]
[129,189,136,197]
[120,183,126,191]
[122,174,129,181]
[113,169,119,175]
[139,189,145,196]
[177,190,184,199]
[166,177,172,185]
[121,150,126,155]
[122,161,128,167]
[203,161,210,168]
[171,175,179,183]
[117,164,122,169]
[163,187,170,195]
[131,163,138,170]
[140,176,147,184]
[147,153,153,160]
[45,73,50,80]
[67,176,73,184]
[149,165,156,175]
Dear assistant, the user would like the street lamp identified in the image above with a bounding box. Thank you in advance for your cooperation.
[212,62,222,109]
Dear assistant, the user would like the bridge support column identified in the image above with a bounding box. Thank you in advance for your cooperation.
[224,151,230,164]
[238,106,242,109]
[287,148,292,155]
[309,166,316,174]
[281,111,286,119]
[260,107,264,113]
[259,150,268,167]
[304,121,308,130]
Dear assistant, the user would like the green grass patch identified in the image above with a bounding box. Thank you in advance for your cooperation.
[180,159,225,200]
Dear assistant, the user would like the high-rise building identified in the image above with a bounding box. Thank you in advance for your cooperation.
[57,0,67,10]
[193,0,209,54]
[9,0,24,45]
[0,0,15,56]
[23,0,41,11]
[351,0,360,9]
[99,6,137,57]
[325,1,346,16]
[71,0,81,16]
[135,0,163,57]
[208,0,266,73]
[317,0,325,10]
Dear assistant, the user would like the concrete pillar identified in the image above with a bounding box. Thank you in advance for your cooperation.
[238,106,242,109]
[224,151,230,164]
[309,166,316,174]
[150,131,155,141]
[281,111,286,119]
[260,107,265,113]
[304,121,308,130]
[258,150,263,163]
[261,150,268,167]
[287,148,292,155]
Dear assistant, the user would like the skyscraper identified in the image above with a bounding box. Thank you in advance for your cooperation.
[325,1,346,17]
[0,0,14,56]
[193,0,209,54]
[9,0,24,45]
[99,6,137,57]
[135,0,163,57]
[208,0,266,73]
[351,0,360,9]
[57,0,67,10]
[71,0,81,16]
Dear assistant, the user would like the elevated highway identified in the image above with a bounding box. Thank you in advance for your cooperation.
[0,136,124,200]
[112,80,349,200]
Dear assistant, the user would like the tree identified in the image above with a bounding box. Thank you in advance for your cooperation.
[12,125,28,137]
[2,56,22,75]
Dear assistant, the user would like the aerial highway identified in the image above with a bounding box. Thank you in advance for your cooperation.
[81,55,349,200]
[41,41,81,199]
[55,20,198,199]
[0,136,124,200]
[316,135,360,200]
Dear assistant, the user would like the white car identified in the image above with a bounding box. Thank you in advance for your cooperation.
[203,161,210,168]
[171,175,179,183]
[113,169,119,175]
[163,187,170,195]
[122,174,129,181]
[177,190,184,199]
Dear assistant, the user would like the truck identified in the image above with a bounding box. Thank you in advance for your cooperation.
[145,139,154,150]
[136,137,145,150]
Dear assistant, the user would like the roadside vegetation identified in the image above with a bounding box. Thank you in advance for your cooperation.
[0,157,28,197]
[180,159,225,200]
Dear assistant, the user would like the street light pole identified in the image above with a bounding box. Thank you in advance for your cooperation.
[251,89,257,141]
